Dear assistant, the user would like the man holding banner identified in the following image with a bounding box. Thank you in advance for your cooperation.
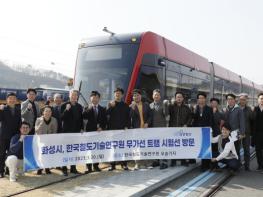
[192,93,214,171]
[5,121,30,182]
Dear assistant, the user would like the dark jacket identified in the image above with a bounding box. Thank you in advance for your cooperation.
[107,101,130,130]
[192,105,214,127]
[129,102,152,128]
[252,106,263,137]
[83,105,107,131]
[7,134,23,160]
[61,102,83,133]
[168,103,192,127]
[213,110,224,136]
[52,105,62,133]
[0,105,21,140]
[241,105,253,136]
[224,104,245,135]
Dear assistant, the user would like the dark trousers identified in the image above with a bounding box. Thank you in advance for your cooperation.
[234,140,241,163]
[201,159,211,170]
[62,165,77,172]
[86,163,99,171]
[241,136,250,168]
[110,161,128,168]
[255,143,263,168]
[0,139,10,173]
[220,159,240,171]
[211,143,219,169]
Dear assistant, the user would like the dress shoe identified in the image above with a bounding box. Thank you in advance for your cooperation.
[94,167,101,172]
[123,166,129,171]
[45,169,51,174]
[37,169,42,175]
[0,173,4,178]
[70,169,81,174]
[108,166,116,171]
[84,169,92,174]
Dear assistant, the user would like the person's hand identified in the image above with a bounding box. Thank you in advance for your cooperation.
[163,99,169,106]
[144,123,148,128]
[211,158,217,162]
[97,128,102,132]
[131,101,136,110]
[27,103,32,110]
[66,104,71,111]
[239,134,246,139]
[19,135,26,142]
[109,100,116,108]
[213,107,217,113]
[0,104,5,110]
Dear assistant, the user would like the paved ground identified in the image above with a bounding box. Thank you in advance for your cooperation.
[0,163,198,197]
[215,157,263,197]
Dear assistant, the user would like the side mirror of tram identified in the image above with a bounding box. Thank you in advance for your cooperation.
[158,58,166,67]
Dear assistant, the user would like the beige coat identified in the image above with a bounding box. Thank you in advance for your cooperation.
[35,116,58,135]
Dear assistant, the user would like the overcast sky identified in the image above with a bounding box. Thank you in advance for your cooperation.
[0,0,262,84]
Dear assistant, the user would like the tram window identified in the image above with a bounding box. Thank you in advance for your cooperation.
[167,60,181,73]
[229,81,241,96]
[214,77,224,105]
[166,70,180,99]
[137,65,164,103]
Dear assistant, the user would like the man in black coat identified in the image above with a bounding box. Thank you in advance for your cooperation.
[83,91,107,173]
[107,88,130,171]
[61,90,83,176]
[192,93,214,171]
[252,93,263,171]
[169,92,192,167]
[0,92,21,178]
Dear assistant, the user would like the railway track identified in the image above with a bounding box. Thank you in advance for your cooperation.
[145,149,255,197]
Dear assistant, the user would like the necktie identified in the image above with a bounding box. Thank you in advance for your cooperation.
[154,103,159,111]
[94,106,98,119]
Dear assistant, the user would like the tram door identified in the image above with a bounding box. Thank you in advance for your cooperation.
[136,64,165,103]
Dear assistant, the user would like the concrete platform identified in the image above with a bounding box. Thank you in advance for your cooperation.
[215,157,263,197]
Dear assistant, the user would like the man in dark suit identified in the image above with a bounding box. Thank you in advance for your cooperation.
[0,92,21,178]
[61,89,83,176]
[252,93,263,172]
[107,87,130,171]
[83,91,107,173]
[192,92,214,171]
[130,89,152,170]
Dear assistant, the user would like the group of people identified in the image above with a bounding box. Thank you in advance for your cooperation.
[0,87,263,182]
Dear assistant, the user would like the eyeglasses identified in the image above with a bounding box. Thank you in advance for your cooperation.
[21,126,30,129]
